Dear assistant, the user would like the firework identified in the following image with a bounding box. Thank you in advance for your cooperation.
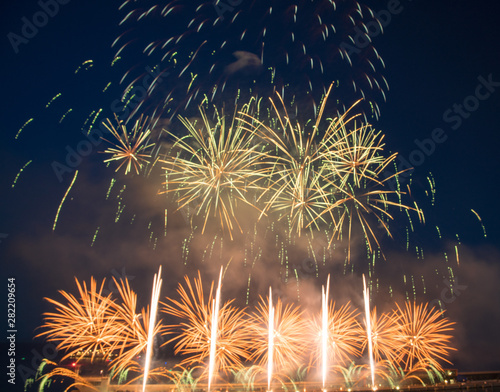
[105,275,165,376]
[377,360,444,388]
[28,359,97,392]
[247,292,308,374]
[239,86,419,258]
[310,301,364,370]
[392,302,456,372]
[36,277,120,362]
[37,275,164,376]
[161,104,267,239]
[239,88,340,236]
[115,0,388,121]
[101,115,155,175]
[37,272,457,387]
[161,271,252,376]
[361,307,402,365]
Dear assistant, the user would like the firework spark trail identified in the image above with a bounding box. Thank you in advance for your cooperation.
[208,267,223,391]
[11,160,32,188]
[53,170,79,231]
[101,115,155,175]
[363,275,376,390]
[142,266,162,392]
[15,118,34,139]
[115,0,388,121]
[471,209,487,238]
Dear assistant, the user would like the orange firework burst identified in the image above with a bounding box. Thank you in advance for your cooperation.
[161,271,252,376]
[36,277,119,362]
[108,277,163,375]
[37,276,163,377]
[361,307,402,365]
[392,302,456,372]
[248,293,308,373]
[101,115,155,175]
[309,301,363,368]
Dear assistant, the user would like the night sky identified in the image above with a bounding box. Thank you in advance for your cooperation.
[1,0,500,381]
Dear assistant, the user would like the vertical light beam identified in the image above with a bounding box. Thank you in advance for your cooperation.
[208,267,223,391]
[142,266,162,392]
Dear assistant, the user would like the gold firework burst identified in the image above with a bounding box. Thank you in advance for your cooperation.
[101,115,155,175]
[161,105,267,239]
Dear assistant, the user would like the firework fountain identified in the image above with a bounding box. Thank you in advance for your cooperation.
[322,275,330,390]
[268,287,275,392]
[363,275,376,391]
[208,267,223,391]
[142,266,162,392]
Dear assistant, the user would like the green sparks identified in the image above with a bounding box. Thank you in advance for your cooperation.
[12,160,32,188]
[46,93,62,108]
[53,170,79,231]
[15,118,34,140]
[471,209,487,238]
[59,108,73,123]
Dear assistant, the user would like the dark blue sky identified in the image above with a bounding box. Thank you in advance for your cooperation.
[1,0,500,375]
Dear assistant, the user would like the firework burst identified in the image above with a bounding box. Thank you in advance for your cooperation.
[36,277,119,362]
[392,302,456,372]
[108,276,164,375]
[101,115,155,175]
[248,293,308,374]
[161,271,252,376]
[161,104,267,239]
[309,301,364,369]
[239,85,420,258]
[37,276,164,376]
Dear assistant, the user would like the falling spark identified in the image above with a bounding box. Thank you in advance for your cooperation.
[15,118,34,139]
[11,160,32,188]
[53,170,78,231]
[471,209,487,238]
